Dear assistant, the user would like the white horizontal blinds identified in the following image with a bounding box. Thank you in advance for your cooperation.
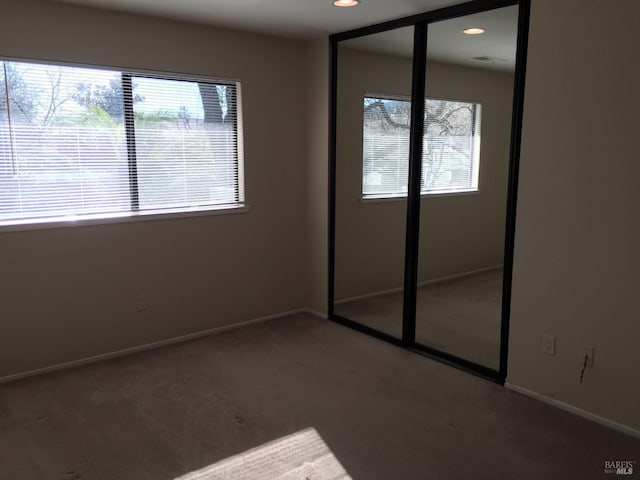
[0,61,129,223]
[361,95,481,199]
[0,60,242,226]
[130,76,239,211]
[362,96,411,198]
[422,99,480,193]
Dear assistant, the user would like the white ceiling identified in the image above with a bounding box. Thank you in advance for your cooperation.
[343,5,519,71]
[50,0,464,38]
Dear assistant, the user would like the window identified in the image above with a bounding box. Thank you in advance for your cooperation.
[0,60,243,227]
[362,95,481,199]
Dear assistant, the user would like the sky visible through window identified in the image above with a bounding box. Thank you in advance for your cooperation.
[7,62,228,121]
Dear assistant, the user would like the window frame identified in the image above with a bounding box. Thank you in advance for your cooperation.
[0,57,247,232]
[361,92,481,201]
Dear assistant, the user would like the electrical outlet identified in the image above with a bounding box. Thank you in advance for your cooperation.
[542,334,555,355]
[136,293,148,312]
[581,345,594,367]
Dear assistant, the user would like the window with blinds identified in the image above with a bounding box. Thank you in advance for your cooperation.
[362,95,481,199]
[0,60,243,227]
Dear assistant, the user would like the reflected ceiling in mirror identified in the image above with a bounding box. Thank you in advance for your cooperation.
[340,5,518,72]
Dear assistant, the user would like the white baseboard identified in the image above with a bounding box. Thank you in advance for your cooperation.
[334,286,403,305]
[304,308,329,319]
[0,308,319,385]
[505,382,640,439]
[418,264,503,288]
[335,264,503,305]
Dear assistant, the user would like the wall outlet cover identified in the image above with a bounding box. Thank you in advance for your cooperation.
[542,334,555,356]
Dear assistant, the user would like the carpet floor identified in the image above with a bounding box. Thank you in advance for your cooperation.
[0,313,637,479]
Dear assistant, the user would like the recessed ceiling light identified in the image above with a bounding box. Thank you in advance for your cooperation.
[333,0,360,7]
[463,27,486,35]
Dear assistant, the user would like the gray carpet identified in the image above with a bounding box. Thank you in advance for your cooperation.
[335,269,503,369]
[0,313,637,479]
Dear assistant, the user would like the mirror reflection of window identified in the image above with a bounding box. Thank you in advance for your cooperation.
[333,26,415,340]
[362,95,481,199]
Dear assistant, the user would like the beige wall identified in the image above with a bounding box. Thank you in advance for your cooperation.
[334,47,514,300]
[0,0,309,377]
[508,0,640,430]
[304,38,330,314]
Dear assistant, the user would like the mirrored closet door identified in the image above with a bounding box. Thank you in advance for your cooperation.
[333,26,415,340]
[415,5,519,370]
[329,0,529,381]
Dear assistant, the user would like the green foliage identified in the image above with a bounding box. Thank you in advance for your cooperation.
[73,78,143,124]
[133,110,175,125]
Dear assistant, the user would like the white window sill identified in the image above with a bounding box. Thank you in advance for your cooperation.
[0,204,251,233]
[361,189,479,203]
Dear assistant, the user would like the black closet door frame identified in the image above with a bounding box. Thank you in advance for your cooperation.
[328,0,531,384]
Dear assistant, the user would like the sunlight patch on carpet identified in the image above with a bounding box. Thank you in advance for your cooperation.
[175,427,351,480]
